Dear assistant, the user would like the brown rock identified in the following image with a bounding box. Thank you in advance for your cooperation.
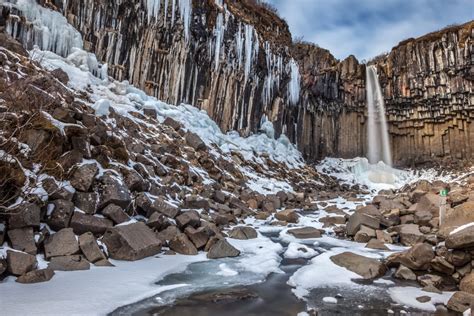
[185,132,206,151]
[78,232,106,263]
[365,239,389,250]
[394,265,417,281]
[169,233,198,255]
[97,173,132,210]
[330,252,386,279]
[7,227,37,255]
[460,272,474,294]
[287,227,321,239]
[447,291,474,313]
[207,239,240,259]
[102,204,130,224]
[228,226,258,240]
[44,228,79,259]
[176,210,201,229]
[48,255,91,271]
[8,203,40,229]
[446,225,474,250]
[147,212,171,230]
[70,212,113,235]
[69,163,98,192]
[386,243,434,270]
[431,256,455,275]
[156,225,180,243]
[185,226,211,249]
[73,192,98,215]
[16,268,55,283]
[346,213,380,236]
[6,250,37,276]
[275,209,298,223]
[47,199,75,231]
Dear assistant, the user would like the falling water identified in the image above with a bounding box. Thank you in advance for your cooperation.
[366,65,392,166]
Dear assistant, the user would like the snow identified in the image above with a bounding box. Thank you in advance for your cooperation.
[0,254,207,316]
[216,263,239,276]
[283,242,318,259]
[450,222,474,235]
[323,296,338,304]
[388,286,454,312]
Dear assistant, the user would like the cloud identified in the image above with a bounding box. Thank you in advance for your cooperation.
[267,0,473,60]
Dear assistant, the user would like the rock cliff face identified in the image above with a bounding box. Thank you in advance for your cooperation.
[3,0,473,166]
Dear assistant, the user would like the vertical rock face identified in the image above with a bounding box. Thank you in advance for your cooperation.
[3,0,472,165]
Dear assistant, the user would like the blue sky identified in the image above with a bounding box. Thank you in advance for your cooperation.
[267,0,473,61]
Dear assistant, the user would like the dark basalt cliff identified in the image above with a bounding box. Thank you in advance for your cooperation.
[4,0,473,166]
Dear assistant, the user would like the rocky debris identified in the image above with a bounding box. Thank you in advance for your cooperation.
[393,265,417,281]
[275,209,298,223]
[447,291,474,313]
[47,199,75,231]
[185,132,206,151]
[228,226,258,240]
[287,227,321,239]
[44,228,80,259]
[346,213,380,236]
[48,255,91,271]
[8,203,40,229]
[6,250,37,276]
[16,268,55,284]
[73,192,98,215]
[386,243,434,270]
[69,163,98,192]
[97,173,132,209]
[175,211,201,230]
[7,228,37,255]
[101,204,130,224]
[78,232,106,263]
[102,222,162,260]
[146,212,171,230]
[185,226,211,249]
[460,273,474,294]
[70,212,113,235]
[163,117,182,130]
[169,233,198,255]
[156,226,180,243]
[207,239,240,259]
[330,252,387,279]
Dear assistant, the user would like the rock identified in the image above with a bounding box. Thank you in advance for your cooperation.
[442,201,474,232]
[175,210,201,229]
[416,193,440,215]
[460,272,474,294]
[51,68,69,84]
[212,191,226,204]
[228,226,258,240]
[16,268,55,284]
[275,209,298,223]
[365,239,389,250]
[156,225,180,243]
[185,226,211,249]
[7,227,37,255]
[163,117,182,130]
[169,233,198,255]
[447,251,471,267]
[185,132,206,151]
[73,192,98,214]
[287,227,321,239]
[8,203,40,229]
[78,232,106,263]
[346,213,380,236]
[48,255,91,271]
[0,259,6,276]
[47,199,75,231]
[395,224,426,246]
[143,108,157,118]
[414,210,433,226]
[146,212,171,230]
[101,204,130,224]
[354,225,376,243]
[94,259,115,267]
[123,168,148,192]
[418,274,443,288]
[447,291,474,313]
[98,173,132,210]
[446,225,474,249]
[431,256,455,275]
[330,252,386,279]
[386,243,434,270]
[102,222,162,260]
[207,239,240,259]
[183,196,210,210]
[150,197,180,218]
[416,296,431,303]
[70,212,113,235]
[44,228,80,259]
[6,250,37,276]
[69,163,98,192]
[394,265,417,281]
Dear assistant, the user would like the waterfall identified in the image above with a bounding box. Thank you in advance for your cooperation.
[366,65,392,166]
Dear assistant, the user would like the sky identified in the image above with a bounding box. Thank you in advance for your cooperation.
[266,0,473,61]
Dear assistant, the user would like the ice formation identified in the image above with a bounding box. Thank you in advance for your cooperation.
[287,58,301,105]
[144,0,192,41]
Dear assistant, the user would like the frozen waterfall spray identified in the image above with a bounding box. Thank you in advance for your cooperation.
[366,65,392,166]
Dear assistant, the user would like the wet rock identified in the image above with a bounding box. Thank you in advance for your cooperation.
[287,227,321,239]
[330,252,386,279]
[6,250,37,276]
[394,265,417,281]
[69,163,98,192]
[185,132,206,151]
[97,173,132,210]
[275,209,298,223]
[48,255,91,271]
[447,291,474,313]
[44,228,79,259]
[78,232,106,263]
[460,272,474,294]
[73,192,98,215]
[8,203,40,229]
[70,212,113,235]
[47,199,75,231]
[228,226,258,240]
[207,239,240,259]
[102,222,162,261]
[445,225,474,250]
[387,243,434,270]
[346,213,380,236]
[101,204,130,224]
[176,210,201,229]
[169,233,198,255]
[8,227,37,255]
[16,268,55,284]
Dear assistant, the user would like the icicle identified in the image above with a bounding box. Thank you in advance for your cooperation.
[146,0,161,23]
[178,0,192,41]
[235,23,243,69]
[287,58,301,105]
[171,0,176,25]
[244,24,255,82]
[213,12,224,70]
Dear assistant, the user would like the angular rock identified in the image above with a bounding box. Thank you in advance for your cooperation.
[48,255,91,271]
[8,203,40,229]
[42,177,74,201]
[98,173,132,210]
[6,250,37,276]
[163,117,182,130]
[431,256,455,275]
[418,274,443,288]
[396,224,426,246]
[446,225,474,249]
[228,226,258,240]
[287,227,321,239]
[394,265,417,281]
[146,212,171,231]
[442,201,474,231]
[387,243,434,270]
[16,268,54,284]
[176,210,201,229]
[78,232,106,263]
[102,222,162,260]
[101,204,130,224]
[69,163,98,192]
[169,233,198,255]
[447,291,474,313]
[185,132,206,151]
[330,252,387,279]
[207,239,240,259]
[346,213,380,236]
[44,228,79,259]
[7,227,37,255]
[150,197,180,218]
[156,225,180,243]
[185,226,211,249]
[123,168,147,192]
[183,195,210,210]
[275,209,298,223]
[447,251,471,267]
[365,239,389,250]
[47,199,75,231]
[73,192,98,215]
[460,272,474,294]
[70,212,113,235]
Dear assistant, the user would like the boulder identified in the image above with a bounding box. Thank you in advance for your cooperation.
[275,209,298,223]
[447,251,471,267]
[185,132,206,151]
[8,203,40,229]
[176,210,201,229]
[184,226,212,249]
[16,268,54,284]
[150,197,180,218]
[6,250,37,276]
[183,196,210,210]
[156,225,180,243]
[44,228,80,259]
[394,265,417,281]
[365,239,389,250]
[460,272,474,294]
[431,256,455,275]
[102,222,162,261]
[228,226,258,240]
[394,224,426,246]
[48,255,91,271]
[207,239,240,259]
[354,225,376,243]
[330,252,386,279]
[417,274,443,288]
[73,192,98,214]
[101,204,130,224]
[42,177,74,201]
[446,225,474,249]
[69,163,98,192]
[346,213,380,236]
[163,117,182,130]
[70,212,113,235]
[442,201,474,232]
[287,227,321,239]
[447,291,474,313]
[386,243,434,270]
[98,174,132,209]
[169,233,198,255]
[78,232,106,263]
[7,227,37,255]
[146,212,171,230]
[123,168,148,192]
[416,193,440,215]
[47,199,75,231]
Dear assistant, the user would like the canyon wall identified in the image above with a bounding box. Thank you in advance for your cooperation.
[2,0,473,166]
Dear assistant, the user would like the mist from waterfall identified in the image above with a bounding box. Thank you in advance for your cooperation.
[366,65,392,166]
